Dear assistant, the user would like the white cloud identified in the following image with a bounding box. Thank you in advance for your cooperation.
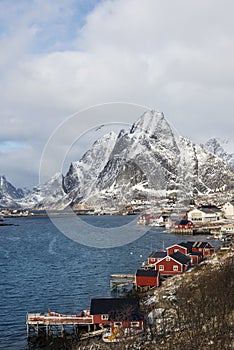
[0,0,234,188]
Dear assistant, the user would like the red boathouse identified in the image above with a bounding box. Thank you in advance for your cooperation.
[135,269,160,288]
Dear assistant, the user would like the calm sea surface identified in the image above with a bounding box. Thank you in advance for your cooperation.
[0,215,217,349]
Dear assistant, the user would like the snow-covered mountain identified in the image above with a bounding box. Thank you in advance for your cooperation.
[0,175,25,208]
[62,131,117,206]
[60,110,234,208]
[204,138,234,170]
[1,110,234,209]
[20,173,67,209]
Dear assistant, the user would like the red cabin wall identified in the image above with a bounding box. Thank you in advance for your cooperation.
[92,315,109,325]
[192,247,214,256]
[136,275,159,287]
[148,257,162,265]
[155,258,183,275]
[190,255,199,265]
[167,245,187,256]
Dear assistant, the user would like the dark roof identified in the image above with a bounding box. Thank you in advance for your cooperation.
[199,205,221,212]
[178,241,195,252]
[170,251,191,265]
[149,251,167,259]
[175,219,192,225]
[136,269,159,277]
[90,298,143,321]
[189,252,203,257]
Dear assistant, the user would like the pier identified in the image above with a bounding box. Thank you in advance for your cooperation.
[110,274,135,296]
[26,311,97,339]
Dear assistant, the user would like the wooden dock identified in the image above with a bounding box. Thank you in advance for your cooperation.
[110,274,135,296]
[26,311,95,338]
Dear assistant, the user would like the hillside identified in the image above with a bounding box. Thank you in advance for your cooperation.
[74,248,234,350]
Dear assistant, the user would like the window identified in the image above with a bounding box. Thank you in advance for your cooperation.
[101,314,109,320]
[131,321,140,327]
[173,265,178,271]
[151,258,155,262]
[166,257,170,261]
[114,322,122,327]
[159,265,164,270]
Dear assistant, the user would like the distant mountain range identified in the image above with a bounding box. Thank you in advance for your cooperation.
[1,110,234,209]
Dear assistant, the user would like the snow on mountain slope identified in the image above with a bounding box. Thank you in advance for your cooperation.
[20,173,68,209]
[0,175,25,208]
[62,131,117,206]
[205,138,234,169]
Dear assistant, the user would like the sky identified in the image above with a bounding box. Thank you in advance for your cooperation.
[0,0,234,189]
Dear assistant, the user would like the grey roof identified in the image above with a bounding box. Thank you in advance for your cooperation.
[136,269,159,277]
[149,251,167,259]
[170,251,191,265]
[199,205,221,212]
[90,298,143,321]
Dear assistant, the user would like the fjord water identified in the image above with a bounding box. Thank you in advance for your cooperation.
[0,215,212,349]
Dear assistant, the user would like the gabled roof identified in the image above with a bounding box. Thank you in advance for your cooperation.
[149,251,167,259]
[90,298,143,320]
[136,269,159,277]
[170,251,191,265]
[192,241,212,249]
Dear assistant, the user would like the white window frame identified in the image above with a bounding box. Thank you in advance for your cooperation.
[159,265,164,270]
[114,322,122,327]
[131,321,140,327]
[173,265,178,271]
[101,314,109,320]
[166,257,170,261]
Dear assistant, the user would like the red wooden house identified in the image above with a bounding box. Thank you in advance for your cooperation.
[135,269,160,288]
[191,241,215,256]
[189,252,203,265]
[166,243,189,256]
[155,251,191,276]
[174,219,194,230]
[148,251,167,265]
[90,298,144,331]
[166,242,203,265]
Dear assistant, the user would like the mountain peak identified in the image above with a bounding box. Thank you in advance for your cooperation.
[130,110,166,136]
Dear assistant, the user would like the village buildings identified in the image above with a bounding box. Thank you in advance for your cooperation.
[136,241,215,288]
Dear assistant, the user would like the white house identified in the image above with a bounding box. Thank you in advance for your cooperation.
[221,224,234,234]
[188,208,220,223]
[222,200,234,219]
